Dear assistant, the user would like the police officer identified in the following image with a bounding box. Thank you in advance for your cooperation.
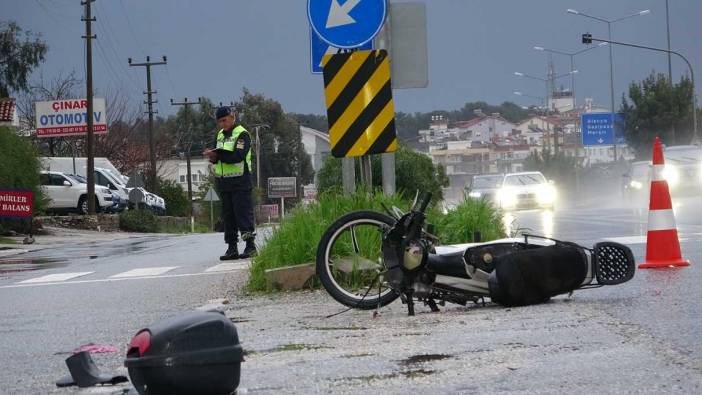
[204,107,256,260]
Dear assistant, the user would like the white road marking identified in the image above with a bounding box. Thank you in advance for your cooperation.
[19,272,94,284]
[205,260,251,272]
[110,266,178,278]
[2,268,242,289]
[604,236,648,245]
[196,298,229,311]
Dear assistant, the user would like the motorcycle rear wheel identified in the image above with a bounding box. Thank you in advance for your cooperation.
[316,210,399,309]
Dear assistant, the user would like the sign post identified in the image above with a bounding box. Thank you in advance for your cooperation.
[203,187,220,231]
[268,177,297,219]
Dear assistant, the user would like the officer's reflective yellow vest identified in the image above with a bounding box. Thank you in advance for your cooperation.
[214,125,252,177]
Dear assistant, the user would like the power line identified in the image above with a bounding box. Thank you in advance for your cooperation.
[119,0,146,57]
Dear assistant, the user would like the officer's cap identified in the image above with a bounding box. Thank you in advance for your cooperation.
[215,106,232,119]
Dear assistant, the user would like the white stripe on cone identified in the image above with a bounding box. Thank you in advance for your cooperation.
[652,164,666,182]
[647,209,677,231]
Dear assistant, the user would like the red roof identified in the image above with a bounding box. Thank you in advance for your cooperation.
[0,99,15,122]
[453,115,514,129]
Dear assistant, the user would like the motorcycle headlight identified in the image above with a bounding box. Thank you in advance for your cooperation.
[661,164,679,187]
[468,191,481,199]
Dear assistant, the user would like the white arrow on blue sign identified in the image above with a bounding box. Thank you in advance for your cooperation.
[308,0,386,49]
[310,28,373,74]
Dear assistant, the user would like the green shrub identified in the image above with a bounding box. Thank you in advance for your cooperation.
[246,189,505,292]
[433,197,506,244]
[0,126,48,234]
[157,178,189,217]
[247,188,408,291]
[119,209,159,232]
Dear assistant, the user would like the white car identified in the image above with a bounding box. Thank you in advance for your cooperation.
[40,171,113,214]
[496,171,557,210]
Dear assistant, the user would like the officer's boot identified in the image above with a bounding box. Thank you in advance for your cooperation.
[219,243,239,261]
[240,233,257,259]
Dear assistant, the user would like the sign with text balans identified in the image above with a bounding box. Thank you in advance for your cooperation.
[35,98,108,138]
[268,177,297,199]
[0,190,33,218]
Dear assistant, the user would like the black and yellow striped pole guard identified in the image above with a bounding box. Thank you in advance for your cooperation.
[322,49,397,158]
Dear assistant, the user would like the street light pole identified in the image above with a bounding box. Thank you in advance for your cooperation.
[568,8,650,161]
[533,42,607,110]
[582,35,698,146]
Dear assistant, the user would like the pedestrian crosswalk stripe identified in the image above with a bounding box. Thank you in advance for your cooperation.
[205,260,250,272]
[19,272,94,284]
[110,267,178,278]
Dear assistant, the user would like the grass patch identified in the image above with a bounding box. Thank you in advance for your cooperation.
[247,188,408,292]
[247,190,506,292]
[158,221,211,234]
[0,236,16,244]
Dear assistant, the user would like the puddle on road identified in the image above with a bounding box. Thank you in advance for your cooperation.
[399,353,452,366]
[332,369,436,383]
[0,257,68,274]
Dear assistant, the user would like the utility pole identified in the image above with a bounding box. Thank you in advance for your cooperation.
[129,56,167,192]
[170,97,201,232]
[249,124,270,190]
[81,0,96,214]
[665,0,676,144]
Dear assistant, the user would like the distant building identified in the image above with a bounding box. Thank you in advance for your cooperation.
[158,158,211,195]
[299,126,331,184]
[452,111,517,143]
[0,98,19,129]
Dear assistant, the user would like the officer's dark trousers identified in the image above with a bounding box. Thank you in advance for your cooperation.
[220,189,255,244]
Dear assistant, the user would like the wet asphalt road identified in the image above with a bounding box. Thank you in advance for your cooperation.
[0,195,700,393]
[0,233,252,394]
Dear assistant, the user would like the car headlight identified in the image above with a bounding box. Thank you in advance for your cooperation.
[468,191,481,198]
[629,180,643,190]
[497,187,517,208]
[99,187,111,194]
[661,164,679,187]
[536,185,557,205]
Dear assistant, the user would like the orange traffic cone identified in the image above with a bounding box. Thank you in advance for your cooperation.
[639,136,690,269]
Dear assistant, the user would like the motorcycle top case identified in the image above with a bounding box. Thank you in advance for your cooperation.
[124,311,243,395]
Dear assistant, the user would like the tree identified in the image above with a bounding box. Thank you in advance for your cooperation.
[317,145,449,201]
[621,71,695,157]
[0,126,47,233]
[157,178,189,217]
[233,89,314,197]
[0,22,48,97]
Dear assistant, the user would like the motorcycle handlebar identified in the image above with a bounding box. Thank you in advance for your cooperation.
[418,192,432,213]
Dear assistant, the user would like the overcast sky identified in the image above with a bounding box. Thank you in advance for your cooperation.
[5,0,702,118]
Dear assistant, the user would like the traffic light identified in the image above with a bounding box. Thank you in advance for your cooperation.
[582,33,593,44]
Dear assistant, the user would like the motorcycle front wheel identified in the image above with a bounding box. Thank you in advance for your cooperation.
[316,210,400,309]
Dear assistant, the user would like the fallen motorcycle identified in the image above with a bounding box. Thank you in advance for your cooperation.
[316,193,635,316]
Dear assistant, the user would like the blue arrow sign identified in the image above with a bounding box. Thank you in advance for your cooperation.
[310,28,373,73]
[582,112,625,146]
[308,0,386,49]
